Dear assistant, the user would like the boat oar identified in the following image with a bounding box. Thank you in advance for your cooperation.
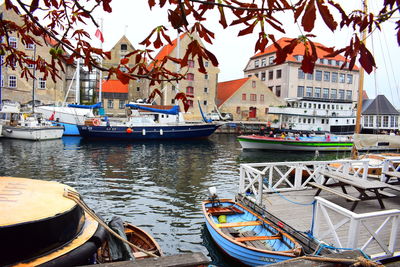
[63,188,159,258]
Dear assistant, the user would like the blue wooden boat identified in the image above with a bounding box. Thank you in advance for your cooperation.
[77,104,221,140]
[202,199,302,266]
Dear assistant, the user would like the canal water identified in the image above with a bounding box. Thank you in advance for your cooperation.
[0,135,350,266]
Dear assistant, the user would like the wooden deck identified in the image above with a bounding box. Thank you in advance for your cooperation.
[259,187,400,258]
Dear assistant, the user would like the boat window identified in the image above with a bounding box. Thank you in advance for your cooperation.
[318,104,321,109]
[313,104,316,109]
[322,119,325,124]
[326,119,329,123]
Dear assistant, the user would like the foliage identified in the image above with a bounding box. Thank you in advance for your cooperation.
[0,0,399,109]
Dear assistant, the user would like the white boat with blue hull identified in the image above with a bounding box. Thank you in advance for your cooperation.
[78,104,221,140]
[202,195,302,266]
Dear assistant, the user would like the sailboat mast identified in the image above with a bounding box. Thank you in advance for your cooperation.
[351,0,368,158]
[32,44,37,113]
[76,58,80,104]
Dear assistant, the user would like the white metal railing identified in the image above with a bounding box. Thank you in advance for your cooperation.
[238,159,370,204]
[313,197,400,259]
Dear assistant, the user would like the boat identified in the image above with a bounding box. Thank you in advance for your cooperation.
[202,188,302,266]
[36,102,100,136]
[77,104,221,140]
[0,177,162,266]
[238,134,353,151]
[0,102,64,140]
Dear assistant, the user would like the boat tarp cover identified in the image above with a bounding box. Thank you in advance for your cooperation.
[126,104,180,115]
[67,102,102,109]
[107,216,134,261]
[354,133,400,150]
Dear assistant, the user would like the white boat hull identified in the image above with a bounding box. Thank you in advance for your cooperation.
[2,126,64,140]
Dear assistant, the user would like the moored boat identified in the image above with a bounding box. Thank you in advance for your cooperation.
[202,190,302,266]
[238,134,353,151]
[78,104,221,140]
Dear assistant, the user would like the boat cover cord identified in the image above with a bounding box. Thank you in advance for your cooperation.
[279,254,379,266]
[63,188,159,258]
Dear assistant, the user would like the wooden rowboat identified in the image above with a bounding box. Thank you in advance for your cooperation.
[202,199,302,266]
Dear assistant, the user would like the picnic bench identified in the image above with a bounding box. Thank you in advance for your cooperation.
[381,171,400,185]
[310,170,397,211]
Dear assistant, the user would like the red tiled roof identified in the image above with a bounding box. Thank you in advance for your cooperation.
[252,37,358,70]
[362,90,369,100]
[154,33,186,61]
[217,77,250,107]
[102,80,128,93]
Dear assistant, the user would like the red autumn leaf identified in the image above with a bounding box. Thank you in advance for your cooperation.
[30,0,40,12]
[102,0,112,13]
[302,0,316,32]
[168,9,184,29]
[316,0,337,31]
[120,57,129,65]
[359,44,376,74]
[294,1,307,22]
[238,20,258,36]
[218,6,228,29]
[301,49,315,74]
[148,0,156,9]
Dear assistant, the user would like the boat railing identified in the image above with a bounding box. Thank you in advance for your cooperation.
[313,196,400,260]
[380,158,400,182]
[239,160,370,204]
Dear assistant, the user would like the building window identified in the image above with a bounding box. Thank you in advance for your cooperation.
[254,59,259,68]
[188,60,195,68]
[38,78,46,89]
[383,116,389,128]
[186,86,194,96]
[323,71,330,82]
[8,75,17,88]
[265,108,269,114]
[298,69,305,79]
[267,71,273,80]
[250,94,257,101]
[347,74,353,84]
[261,58,266,66]
[236,107,241,114]
[204,87,208,93]
[314,87,321,98]
[25,43,35,50]
[269,56,274,65]
[276,69,282,79]
[260,94,264,102]
[307,71,313,80]
[107,99,114,109]
[204,74,208,80]
[323,88,329,99]
[346,90,352,100]
[306,86,312,97]
[27,57,35,68]
[275,85,281,97]
[338,89,345,99]
[339,73,345,83]
[120,44,127,51]
[242,93,246,101]
[261,72,266,81]
[315,70,322,81]
[186,73,194,80]
[136,87,140,92]
[297,86,304,97]
[203,100,207,105]
[0,74,3,87]
[9,37,17,48]
[252,81,256,88]
[171,99,176,104]
[187,100,194,107]
[332,72,338,82]
[172,85,176,91]
[119,100,125,109]
[205,61,209,67]
[331,89,337,99]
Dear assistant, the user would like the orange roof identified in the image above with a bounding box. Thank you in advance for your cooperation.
[154,33,186,62]
[217,78,250,107]
[252,37,358,70]
[102,80,128,93]
[362,90,369,100]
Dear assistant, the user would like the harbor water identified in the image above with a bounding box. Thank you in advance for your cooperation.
[0,135,350,266]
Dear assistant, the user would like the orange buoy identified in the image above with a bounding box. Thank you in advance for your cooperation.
[126,128,133,133]
[92,118,100,126]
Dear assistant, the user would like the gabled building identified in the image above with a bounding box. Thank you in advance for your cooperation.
[150,33,220,121]
[101,35,147,110]
[101,80,129,117]
[243,37,360,103]
[361,95,399,133]
[217,76,284,121]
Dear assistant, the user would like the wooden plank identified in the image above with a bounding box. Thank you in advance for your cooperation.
[377,191,396,198]
[216,220,262,228]
[308,182,360,202]
[382,171,400,179]
[319,171,386,190]
[207,206,244,216]
[235,235,281,242]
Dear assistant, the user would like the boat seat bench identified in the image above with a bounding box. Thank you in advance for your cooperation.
[308,182,361,202]
[207,206,244,216]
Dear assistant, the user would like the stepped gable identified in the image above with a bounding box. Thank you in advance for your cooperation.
[362,95,399,115]
[216,78,250,107]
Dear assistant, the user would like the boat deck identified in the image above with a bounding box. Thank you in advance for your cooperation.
[259,186,400,258]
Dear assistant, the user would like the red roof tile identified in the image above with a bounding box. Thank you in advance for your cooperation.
[102,80,128,93]
[217,78,250,107]
[154,33,186,62]
[252,37,358,70]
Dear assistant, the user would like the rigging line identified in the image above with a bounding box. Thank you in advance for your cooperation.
[381,28,400,104]
[376,30,395,103]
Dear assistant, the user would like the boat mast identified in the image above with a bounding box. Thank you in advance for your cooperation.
[75,58,80,104]
[32,44,37,113]
[351,0,368,159]
[98,18,103,104]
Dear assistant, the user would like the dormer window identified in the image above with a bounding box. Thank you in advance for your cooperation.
[254,59,259,68]
[120,44,127,51]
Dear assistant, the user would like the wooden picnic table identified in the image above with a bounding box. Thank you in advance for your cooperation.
[312,170,397,211]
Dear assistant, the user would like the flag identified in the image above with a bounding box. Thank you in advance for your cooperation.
[95,28,104,43]
[48,111,55,121]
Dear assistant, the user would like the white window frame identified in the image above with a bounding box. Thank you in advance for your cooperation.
[9,37,17,48]
[8,75,17,88]
[38,77,46,89]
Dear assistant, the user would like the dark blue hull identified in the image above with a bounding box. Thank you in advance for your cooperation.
[77,124,220,140]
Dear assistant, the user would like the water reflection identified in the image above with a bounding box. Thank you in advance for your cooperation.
[0,135,349,265]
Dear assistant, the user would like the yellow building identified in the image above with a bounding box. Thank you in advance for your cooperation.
[217,76,284,121]
[150,33,220,121]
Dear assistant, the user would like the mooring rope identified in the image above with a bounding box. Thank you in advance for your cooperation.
[281,255,381,266]
[63,188,159,258]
